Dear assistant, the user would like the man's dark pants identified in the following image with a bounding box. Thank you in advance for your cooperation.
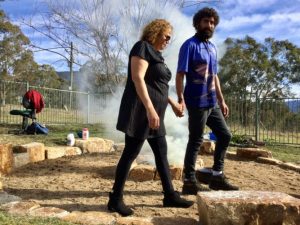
[184,105,232,181]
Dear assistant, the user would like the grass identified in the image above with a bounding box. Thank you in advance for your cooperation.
[0,123,108,146]
[264,144,300,163]
[0,123,299,163]
[230,133,300,164]
[0,211,79,225]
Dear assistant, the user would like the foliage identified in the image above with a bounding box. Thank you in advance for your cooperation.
[219,36,300,98]
[0,10,64,89]
[230,133,250,145]
[24,0,194,91]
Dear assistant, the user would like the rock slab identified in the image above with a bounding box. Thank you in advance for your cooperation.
[236,148,272,159]
[0,143,14,174]
[197,191,300,225]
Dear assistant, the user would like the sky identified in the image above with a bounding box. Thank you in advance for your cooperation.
[0,0,300,96]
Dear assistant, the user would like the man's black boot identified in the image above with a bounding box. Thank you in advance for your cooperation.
[182,180,211,195]
[195,169,212,184]
[163,191,194,208]
[209,174,239,191]
[107,192,133,216]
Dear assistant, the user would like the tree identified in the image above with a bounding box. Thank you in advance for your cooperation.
[0,10,64,86]
[0,10,65,105]
[219,36,300,129]
[219,36,300,99]
[23,0,222,92]
[0,10,31,79]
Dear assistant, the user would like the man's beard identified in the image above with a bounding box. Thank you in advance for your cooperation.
[196,28,214,40]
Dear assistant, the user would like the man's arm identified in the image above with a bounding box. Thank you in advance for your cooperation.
[215,75,229,117]
[176,72,186,115]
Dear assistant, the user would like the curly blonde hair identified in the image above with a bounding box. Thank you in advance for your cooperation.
[140,19,172,45]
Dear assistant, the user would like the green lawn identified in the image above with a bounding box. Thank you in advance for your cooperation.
[230,133,300,164]
[0,212,79,225]
[0,123,108,146]
[264,144,300,163]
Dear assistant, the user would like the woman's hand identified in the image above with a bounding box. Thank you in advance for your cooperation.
[171,102,184,117]
[146,107,160,129]
[168,97,184,117]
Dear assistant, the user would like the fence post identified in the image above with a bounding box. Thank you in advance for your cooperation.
[26,82,29,91]
[87,92,90,124]
[255,92,260,141]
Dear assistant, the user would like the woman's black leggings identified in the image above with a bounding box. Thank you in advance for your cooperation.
[112,134,174,197]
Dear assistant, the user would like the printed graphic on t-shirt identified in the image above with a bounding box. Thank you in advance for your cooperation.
[193,63,208,84]
[193,62,216,92]
[209,76,216,91]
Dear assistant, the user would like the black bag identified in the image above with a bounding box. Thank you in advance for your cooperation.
[26,122,49,135]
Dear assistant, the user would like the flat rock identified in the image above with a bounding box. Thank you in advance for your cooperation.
[129,164,155,181]
[75,137,113,153]
[116,217,153,225]
[199,141,215,155]
[236,148,272,159]
[29,206,70,218]
[113,143,125,152]
[45,146,82,159]
[225,151,237,159]
[256,157,282,165]
[0,192,22,204]
[13,153,30,168]
[0,200,40,216]
[279,162,300,173]
[0,143,14,174]
[152,216,198,225]
[197,191,300,225]
[196,158,205,169]
[62,211,115,225]
[154,165,183,180]
[16,142,45,162]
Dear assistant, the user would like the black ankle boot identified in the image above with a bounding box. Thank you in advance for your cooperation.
[107,192,133,216]
[209,174,239,191]
[182,180,211,195]
[163,191,194,208]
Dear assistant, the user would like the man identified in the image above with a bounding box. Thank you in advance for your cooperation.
[176,7,239,195]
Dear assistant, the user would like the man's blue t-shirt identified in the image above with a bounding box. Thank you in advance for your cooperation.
[177,35,218,108]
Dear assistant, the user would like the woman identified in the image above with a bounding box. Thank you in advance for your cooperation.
[107,19,193,217]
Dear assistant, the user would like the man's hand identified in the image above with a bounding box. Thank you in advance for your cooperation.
[171,101,185,117]
[220,101,229,118]
[177,98,185,117]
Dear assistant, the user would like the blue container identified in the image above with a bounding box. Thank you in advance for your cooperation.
[77,131,82,138]
[209,132,217,141]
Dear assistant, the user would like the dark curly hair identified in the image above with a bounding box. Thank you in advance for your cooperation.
[193,7,219,30]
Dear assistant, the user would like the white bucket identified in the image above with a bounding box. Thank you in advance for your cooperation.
[67,133,75,146]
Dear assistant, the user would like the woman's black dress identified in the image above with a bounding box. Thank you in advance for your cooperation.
[116,41,172,139]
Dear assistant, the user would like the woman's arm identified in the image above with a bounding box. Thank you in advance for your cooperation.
[131,56,160,129]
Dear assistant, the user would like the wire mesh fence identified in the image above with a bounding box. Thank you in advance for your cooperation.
[1,80,299,145]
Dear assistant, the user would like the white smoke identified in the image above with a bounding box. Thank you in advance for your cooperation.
[76,1,223,165]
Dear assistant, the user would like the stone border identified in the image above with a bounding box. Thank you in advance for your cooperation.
[226,151,300,173]
[0,197,198,225]
[0,138,115,176]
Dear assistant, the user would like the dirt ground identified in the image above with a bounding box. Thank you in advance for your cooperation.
[2,149,300,220]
